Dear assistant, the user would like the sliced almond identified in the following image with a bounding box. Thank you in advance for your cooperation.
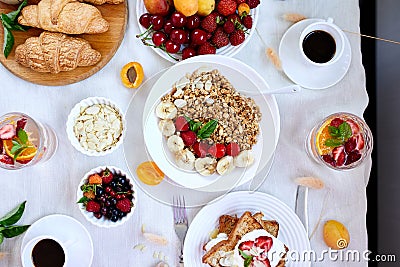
[295,176,325,189]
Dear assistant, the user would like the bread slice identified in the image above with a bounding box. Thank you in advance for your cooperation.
[253,212,280,238]
[218,214,238,235]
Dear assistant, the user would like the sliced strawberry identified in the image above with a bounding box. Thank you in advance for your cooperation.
[238,240,254,251]
[259,258,271,267]
[193,142,209,158]
[346,119,360,135]
[322,154,336,167]
[255,236,273,252]
[208,144,226,158]
[356,134,365,150]
[226,143,240,157]
[175,116,189,132]
[16,118,27,131]
[0,124,16,139]
[0,139,3,153]
[330,118,344,127]
[0,154,14,165]
[345,151,362,165]
[344,136,357,153]
[180,131,197,147]
[332,146,346,167]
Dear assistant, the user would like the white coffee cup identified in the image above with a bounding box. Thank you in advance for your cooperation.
[299,18,345,66]
[21,235,75,267]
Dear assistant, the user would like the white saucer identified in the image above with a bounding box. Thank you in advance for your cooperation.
[279,19,352,90]
[21,214,93,267]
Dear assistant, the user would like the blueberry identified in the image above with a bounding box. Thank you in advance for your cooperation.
[96,187,104,196]
[118,177,126,185]
[110,215,118,222]
[110,181,117,188]
[110,198,117,206]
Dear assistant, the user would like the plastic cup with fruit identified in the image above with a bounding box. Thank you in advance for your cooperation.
[76,166,137,228]
[0,112,57,170]
[306,112,373,170]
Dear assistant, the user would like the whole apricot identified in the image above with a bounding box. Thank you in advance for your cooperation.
[323,220,350,250]
[174,0,198,17]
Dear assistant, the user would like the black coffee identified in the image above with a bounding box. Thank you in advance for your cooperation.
[31,239,65,267]
[302,30,336,63]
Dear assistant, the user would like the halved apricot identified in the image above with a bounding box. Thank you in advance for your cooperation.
[136,161,165,186]
[120,62,144,89]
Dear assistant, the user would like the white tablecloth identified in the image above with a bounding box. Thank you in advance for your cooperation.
[0,0,371,266]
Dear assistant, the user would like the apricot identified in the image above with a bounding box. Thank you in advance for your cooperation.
[136,161,165,186]
[323,220,350,250]
[197,0,215,16]
[174,0,198,17]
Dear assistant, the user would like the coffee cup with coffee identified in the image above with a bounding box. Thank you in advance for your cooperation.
[299,18,345,66]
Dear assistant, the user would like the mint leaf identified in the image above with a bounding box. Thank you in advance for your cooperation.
[325,139,343,147]
[17,129,28,144]
[77,196,90,204]
[328,126,340,137]
[239,249,253,267]
[338,122,352,140]
[13,147,26,160]
[192,122,202,132]
[10,144,21,155]
[197,119,218,139]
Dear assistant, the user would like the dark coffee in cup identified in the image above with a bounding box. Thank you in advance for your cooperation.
[31,238,65,267]
[302,30,336,64]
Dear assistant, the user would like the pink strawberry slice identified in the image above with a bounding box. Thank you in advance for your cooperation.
[0,139,3,153]
[260,258,271,267]
[238,240,254,251]
[322,154,336,167]
[0,124,16,140]
[16,118,27,131]
[255,236,273,252]
[330,118,344,127]
[175,116,189,132]
[344,136,357,153]
[346,119,360,135]
[0,154,14,165]
[332,146,346,167]
[356,134,365,150]
[345,151,362,165]
[180,131,197,146]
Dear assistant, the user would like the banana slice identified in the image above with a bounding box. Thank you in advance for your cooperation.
[195,157,217,176]
[155,101,177,119]
[234,150,255,168]
[216,156,235,175]
[167,135,184,153]
[175,149,195,170]
[158,119,175,137]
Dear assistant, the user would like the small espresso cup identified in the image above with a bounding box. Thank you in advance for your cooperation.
[21,235,75,267]
[299,18,345,66]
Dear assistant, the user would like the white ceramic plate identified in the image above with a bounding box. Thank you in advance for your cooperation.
[21,214,93,267]
[143,56,277,189]
[183,191,311,266]
[279,19,352,90]
[135,1,259,63]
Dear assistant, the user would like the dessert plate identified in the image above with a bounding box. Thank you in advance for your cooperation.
[183,191,311,266]
[21,214,93,267]
[279,19,352,90]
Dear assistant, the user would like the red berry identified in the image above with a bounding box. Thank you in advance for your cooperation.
[152,31,167,46]
[193,142,209,158]
[227,13,241,24]
[211,28,229,48]
[139,13,151,28]
[170,29,188,45]
[226,143,240,156]
[197,42,216,55]
[236,0,246,3]
[86,200,100,213]
[0,139,3,153]
[191,29,208,45]
[330,118,344,127]
[171,12,187,28]
[247,0,260,9]
[165,40,180,53]
[110,190,117,197]
[175,116,189,131]
[201,12,218,33]
[163,20,175,34]
[0,154,14,165]
[255,236,273,251]
[186,14,201,30]
[182,47,197,60]
[105,186,112,193]
[332,146,346,167]
[208,144,226,158]
[150,15,164,31]
[356,134,365,150]
[101,168,114,184]
[217,0,237,16]
[242,15,253,29]
[345,151,362,165]
[346,119,360,135]
[344,136,357,153]
[180,131,197,146]
[223,20,235,34]
[116,198,132,213]
[229,29,245,46]
[322,154,335,167]
[16,118,27,131]
[238,240,254,251]
[0,124,16,139]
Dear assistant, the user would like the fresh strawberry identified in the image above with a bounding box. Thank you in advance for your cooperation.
[0,154,14,165]
[223,20,235,34]
[0,124,16,140]
[344,136,357,153]
[346,119,360,135]
[16,118,27,131]
[116,198,132,213]
[332,146,346,167]
[226,143,240,156]
[101,168,114,184]
[356,134,365,150]
[197,42,216,55]
[208,143,226,158]
[201,12,218,33]
[229,29,245,46]
[322,154,336,167]
[242,15,253,29]
[258,258,271,267]
[330,118,344,127]
[217,0,237,16]
[175,116,189,131]
[86,200,100,213]
[247,0,260,9]
[238,240,254,251]
[345,151,362,165]
[211,28,229,48]
[255,236,273,251]
[227,13,241,25]
[180,131,197,146]
[193,142,209,158]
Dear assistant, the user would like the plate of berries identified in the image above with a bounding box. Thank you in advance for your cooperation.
[136,0,260,62]
[76,166,137,228]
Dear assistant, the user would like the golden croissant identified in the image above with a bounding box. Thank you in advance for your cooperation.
[18,0,109,34]
[15,31,101,73]
[80,0,124,5]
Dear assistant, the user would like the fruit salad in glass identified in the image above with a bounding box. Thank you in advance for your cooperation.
[307,112,373,170]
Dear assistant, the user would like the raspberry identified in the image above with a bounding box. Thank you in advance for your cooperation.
[217,0,237,16]
[242,15,253,29]
[116,198,132,213]
[211,28,229,48]
[223,20,235,34]
[101,168,114,184]
[197,42,216,55]
[229,29,245,46]
[86,200,100,213]
[247,0,260,9]
[201,12,218,33]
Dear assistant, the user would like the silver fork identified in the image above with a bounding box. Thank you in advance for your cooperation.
[173,195,188,265]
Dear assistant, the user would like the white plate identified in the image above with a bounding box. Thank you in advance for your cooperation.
[21,214,93,267]
[279,19,352,90]
[143,56,277,189]
[135,1,259,63]
[183,191,311,266]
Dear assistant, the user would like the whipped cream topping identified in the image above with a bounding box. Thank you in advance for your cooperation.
[204,233,228,252]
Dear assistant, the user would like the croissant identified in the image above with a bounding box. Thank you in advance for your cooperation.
[18,0,109,34]
[15,31,101,73]
[79,0,124,5]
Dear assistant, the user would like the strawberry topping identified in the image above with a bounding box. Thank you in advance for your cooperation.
[175,116,189,132]
[180,131,197,146]
[332,146,346,167]
[330,118,344,127]
[193,142,209,158]
[208,144,226,158]
[255,236,273,251]
[0,124,16,140]
[238,240,254,251]
[226,143,240,157]
[346,119,360,135]
[0,154,14,165]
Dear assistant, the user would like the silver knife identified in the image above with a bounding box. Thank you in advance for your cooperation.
[295,185,309,235]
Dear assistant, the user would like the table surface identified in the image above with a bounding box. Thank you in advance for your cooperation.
[0,0,371,266]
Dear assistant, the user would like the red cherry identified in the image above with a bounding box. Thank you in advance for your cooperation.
[226,143,240,156]
[152,31,167,46]
[150,15,164,31]
[208,144,226,158]
[186,14,201,29]
[163,20,175,34]
[190,29,207,45]
[165,40,180,53]
[182,47,197,60]
[171,12,187,28]
[170,29,188,45]
[139,13,151,28]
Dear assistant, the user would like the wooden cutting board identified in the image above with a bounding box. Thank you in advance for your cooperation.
[0,0,127,86]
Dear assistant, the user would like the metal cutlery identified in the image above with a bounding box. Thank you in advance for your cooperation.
[172,195,188,266]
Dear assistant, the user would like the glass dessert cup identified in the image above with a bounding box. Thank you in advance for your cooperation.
[306,112,373,170]
[0,112,58,170]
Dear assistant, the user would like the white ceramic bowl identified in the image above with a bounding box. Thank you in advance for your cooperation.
[66,97,126,156]
[76,166,137,228]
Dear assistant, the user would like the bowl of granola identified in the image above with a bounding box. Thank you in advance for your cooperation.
[142,57,277,189]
